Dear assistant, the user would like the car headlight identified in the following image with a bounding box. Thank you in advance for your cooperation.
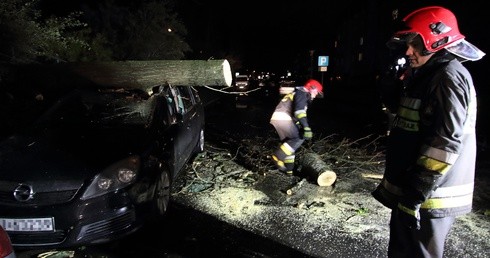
[81,155,140,200]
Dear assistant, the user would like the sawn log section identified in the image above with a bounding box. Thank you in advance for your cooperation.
[297,152,337,186]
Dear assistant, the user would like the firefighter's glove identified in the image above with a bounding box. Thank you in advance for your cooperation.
[397,202,421,230]
[303,127,313,140]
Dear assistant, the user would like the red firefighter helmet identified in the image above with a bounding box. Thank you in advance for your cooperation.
[391,6,464,53]
[390,6,485,61]
[304,79,323,93]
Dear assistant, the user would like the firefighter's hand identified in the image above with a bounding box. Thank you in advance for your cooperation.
[303,127,313,140]
[397,202,421,230]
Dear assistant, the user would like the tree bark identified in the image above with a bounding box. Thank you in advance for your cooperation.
[68,59,232,89]
[1,59,232,92]
[297,152,337,186]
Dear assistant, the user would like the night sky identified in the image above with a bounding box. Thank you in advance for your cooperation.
[174,1,487,73]
[40,0,488,92]
[172,0,490,125]
[174,0,365,70]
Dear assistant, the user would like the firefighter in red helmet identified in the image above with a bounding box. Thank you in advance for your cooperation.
[372,6,485,258]
[270,79,323,175]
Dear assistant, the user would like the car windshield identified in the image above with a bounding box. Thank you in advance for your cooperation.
[37,88,155,130]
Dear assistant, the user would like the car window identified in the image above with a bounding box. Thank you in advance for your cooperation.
[36,88,154,129]
[176,86,194,113]
[160,85,195,120]
[165,86,184,114]
[82,90,153,126]
[162,86,178,116]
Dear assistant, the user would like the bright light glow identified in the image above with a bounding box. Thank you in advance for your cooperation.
[397,57,406,65]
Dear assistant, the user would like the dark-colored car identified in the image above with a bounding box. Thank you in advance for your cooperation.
[235,75,250,92]
[0,84,205,249]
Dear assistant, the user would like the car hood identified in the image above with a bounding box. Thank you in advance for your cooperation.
[0,126,153,184]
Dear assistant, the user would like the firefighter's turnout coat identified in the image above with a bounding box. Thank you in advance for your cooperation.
[372,51,477,218]
[270,87,312,171]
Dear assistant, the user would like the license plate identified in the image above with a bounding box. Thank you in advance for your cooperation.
[0,217,54,232]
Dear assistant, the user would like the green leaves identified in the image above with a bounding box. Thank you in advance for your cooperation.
[0,0,191,63]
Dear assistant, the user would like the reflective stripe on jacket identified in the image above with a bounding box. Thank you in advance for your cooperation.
[373,52,477,218]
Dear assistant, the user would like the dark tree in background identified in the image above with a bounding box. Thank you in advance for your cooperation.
[0,0,191,64]
[82,0,191,61]
[0,0,103,63]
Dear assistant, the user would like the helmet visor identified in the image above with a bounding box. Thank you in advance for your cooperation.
[445,39,486,61]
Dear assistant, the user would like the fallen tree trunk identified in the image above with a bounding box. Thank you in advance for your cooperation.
[297,152,337,186]
[68,59,233,89]
[1,59,232,92]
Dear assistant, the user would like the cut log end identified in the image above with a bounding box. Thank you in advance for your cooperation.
[297,152,337,187]
[317,171,337,186]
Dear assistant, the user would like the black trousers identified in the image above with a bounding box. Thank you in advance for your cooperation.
[388,208,455,258]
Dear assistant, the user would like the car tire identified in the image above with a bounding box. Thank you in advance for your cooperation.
[153,165,171,216]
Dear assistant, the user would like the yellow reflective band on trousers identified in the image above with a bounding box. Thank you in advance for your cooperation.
[421,194,473,209]
[398,203,417,216]
[417,155,451,174]
[280,143,294,156]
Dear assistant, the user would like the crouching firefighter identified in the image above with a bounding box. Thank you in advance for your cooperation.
[270,79,323,175]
